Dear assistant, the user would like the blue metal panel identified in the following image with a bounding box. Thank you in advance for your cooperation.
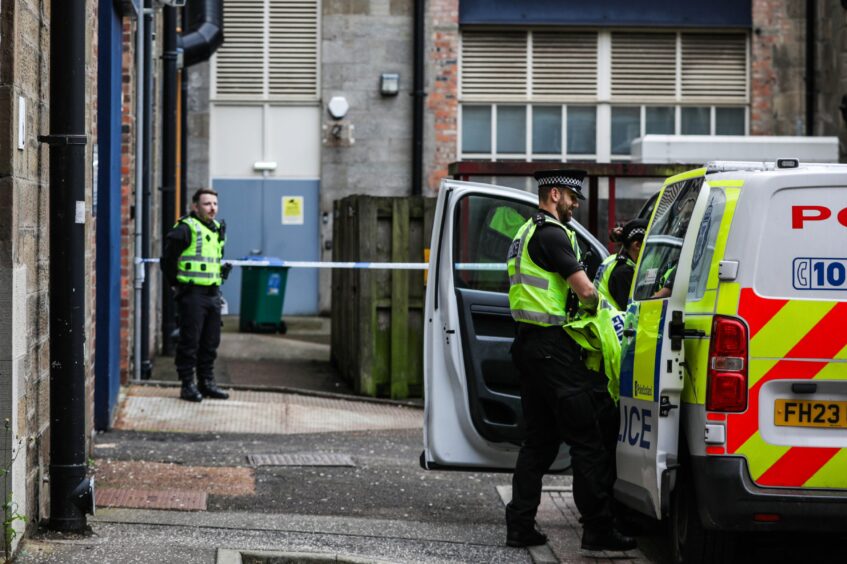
[459,0,751,28]
[214,178,320,316]
[95,0,123,431]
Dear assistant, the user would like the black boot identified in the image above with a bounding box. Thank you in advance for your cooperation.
[198,380,229,400]
[581,527,637,552]
[506,525,548,548]
[180,381,203,403]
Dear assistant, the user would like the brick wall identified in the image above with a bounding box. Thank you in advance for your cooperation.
[814,1,847,160]
[424,0,458,194]
[121,17,137,383]
[751,0,807,135]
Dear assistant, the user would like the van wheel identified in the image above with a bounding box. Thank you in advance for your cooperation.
[670,466,735,564]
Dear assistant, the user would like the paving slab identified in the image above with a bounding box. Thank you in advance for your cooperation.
[115,386,422,435]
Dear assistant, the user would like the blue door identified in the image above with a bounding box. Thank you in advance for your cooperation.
[214,178,320,315]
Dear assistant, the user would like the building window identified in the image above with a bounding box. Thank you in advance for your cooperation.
[460,104,597,160]
[459,29,749,161]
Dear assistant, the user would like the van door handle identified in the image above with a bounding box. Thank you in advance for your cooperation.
[683,329,705,338]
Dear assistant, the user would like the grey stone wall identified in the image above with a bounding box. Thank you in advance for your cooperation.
[187,61,210,192]
[319,0,415,312]
[0,0,98,548]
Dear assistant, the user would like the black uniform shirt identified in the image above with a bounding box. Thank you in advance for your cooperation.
[606,256,635,310]
[526,210,582,280]
[162,213,225,287]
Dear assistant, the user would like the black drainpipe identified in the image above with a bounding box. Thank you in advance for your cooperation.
[141,0,153,378]
[412,0,425,196]
[161,6,179,356]
[806,0,816,136]
[42,0,94,532]
[180,0,224,208]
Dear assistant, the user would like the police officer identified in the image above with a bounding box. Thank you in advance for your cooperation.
[163,188,231,403]
[505,169,636,552]
[594,219,648,311]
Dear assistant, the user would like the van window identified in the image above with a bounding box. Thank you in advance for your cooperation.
[688,189,727,300]
[453,195,535,293]
[633,177,703,300]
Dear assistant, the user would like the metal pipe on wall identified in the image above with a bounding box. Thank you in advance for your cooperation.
[133,2,146,383]
[806,0,816,136]
[43,0,94,531]
[161,6,179,356]
[141,0,154,379]
[412,0,425,196]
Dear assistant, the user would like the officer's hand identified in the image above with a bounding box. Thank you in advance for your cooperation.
[221,262,233,280]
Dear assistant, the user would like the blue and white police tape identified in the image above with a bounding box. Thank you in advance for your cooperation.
[136,258,506,271]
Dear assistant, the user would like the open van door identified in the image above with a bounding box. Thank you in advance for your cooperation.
[422,180,607,470]
[615,171,711,517]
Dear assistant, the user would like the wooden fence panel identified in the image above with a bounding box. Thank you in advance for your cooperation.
[331,195,435,399]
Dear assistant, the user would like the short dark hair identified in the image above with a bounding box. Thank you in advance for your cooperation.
[192,187,218,203]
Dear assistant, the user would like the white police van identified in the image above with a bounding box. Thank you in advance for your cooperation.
[422,161,847,563]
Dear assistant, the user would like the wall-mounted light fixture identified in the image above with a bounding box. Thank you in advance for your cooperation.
[380,73,400,96]
[327,96,349,120]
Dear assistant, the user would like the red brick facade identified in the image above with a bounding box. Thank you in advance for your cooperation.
[120,18,137,383]
[426,0,459,192]
[750,0,806,136]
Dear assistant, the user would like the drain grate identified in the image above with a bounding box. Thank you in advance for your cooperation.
[96,487,207,511]
[246,453,355,467]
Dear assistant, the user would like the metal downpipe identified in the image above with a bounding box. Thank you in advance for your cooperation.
[412,0,425,196]
[161,7,179,356]
[44,0,94,532]
[133,0,147,383]
[140,0,154,380]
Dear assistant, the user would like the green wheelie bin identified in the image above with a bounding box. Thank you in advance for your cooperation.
[238,256,289,333]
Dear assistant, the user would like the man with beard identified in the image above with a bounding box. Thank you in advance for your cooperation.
[504,169,636,553]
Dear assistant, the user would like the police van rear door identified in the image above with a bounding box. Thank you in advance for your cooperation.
[422,180,607,470]
[615,171,711,518]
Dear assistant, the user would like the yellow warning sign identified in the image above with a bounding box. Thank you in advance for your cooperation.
[282,196,304,225]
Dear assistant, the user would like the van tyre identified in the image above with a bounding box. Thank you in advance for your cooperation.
[670,466,735,564]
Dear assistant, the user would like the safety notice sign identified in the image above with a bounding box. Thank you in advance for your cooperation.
[282,196,304,225]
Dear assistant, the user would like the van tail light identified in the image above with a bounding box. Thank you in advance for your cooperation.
[706,316,748,412]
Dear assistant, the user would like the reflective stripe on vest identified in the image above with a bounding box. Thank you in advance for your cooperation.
[176,216,224,286]
[507,215,580,327]
[594,252,635,311]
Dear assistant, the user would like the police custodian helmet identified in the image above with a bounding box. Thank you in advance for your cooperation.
[533,169,587,200]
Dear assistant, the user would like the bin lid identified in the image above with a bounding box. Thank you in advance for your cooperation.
[240,256,285,266]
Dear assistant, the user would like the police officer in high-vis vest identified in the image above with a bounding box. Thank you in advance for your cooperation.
[594,218,647,311]
[505,169,636,552]
[163,188,232,402]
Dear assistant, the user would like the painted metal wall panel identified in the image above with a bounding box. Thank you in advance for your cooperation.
[95,0,123,431]
[214,178,320,316]
[459,0,751,28]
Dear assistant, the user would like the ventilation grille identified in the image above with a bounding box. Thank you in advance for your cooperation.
[611,33,676,100]
[681,34,747,101]
[215,0,264,97]
[532,32,597,99]
[461,31,527,99]
[268,0,319,98]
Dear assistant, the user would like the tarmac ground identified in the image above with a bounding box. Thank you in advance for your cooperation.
[14,317,847,563]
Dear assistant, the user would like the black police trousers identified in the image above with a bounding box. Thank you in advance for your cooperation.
[175,285,222,384]
[506,325,618,534]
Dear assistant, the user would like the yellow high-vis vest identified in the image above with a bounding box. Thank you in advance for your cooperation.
[507,214,580,326]
[175,216,224,286]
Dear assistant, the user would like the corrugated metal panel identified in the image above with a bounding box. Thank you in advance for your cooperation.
[268,0,319,99]
[681,33,747,102]
[215,0,264,98]
[461,31,527,100]
[532,32,597,100]
[611,32,676,100]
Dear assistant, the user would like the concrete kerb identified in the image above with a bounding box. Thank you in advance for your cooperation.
[217,548,400,564]
[135,380,424,409]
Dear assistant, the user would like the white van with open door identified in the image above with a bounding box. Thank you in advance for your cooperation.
[421,179,607,471]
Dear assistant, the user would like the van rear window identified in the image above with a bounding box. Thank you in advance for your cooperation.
[755,186,847,299]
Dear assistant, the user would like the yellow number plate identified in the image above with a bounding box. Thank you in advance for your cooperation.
[774,399,847,429]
